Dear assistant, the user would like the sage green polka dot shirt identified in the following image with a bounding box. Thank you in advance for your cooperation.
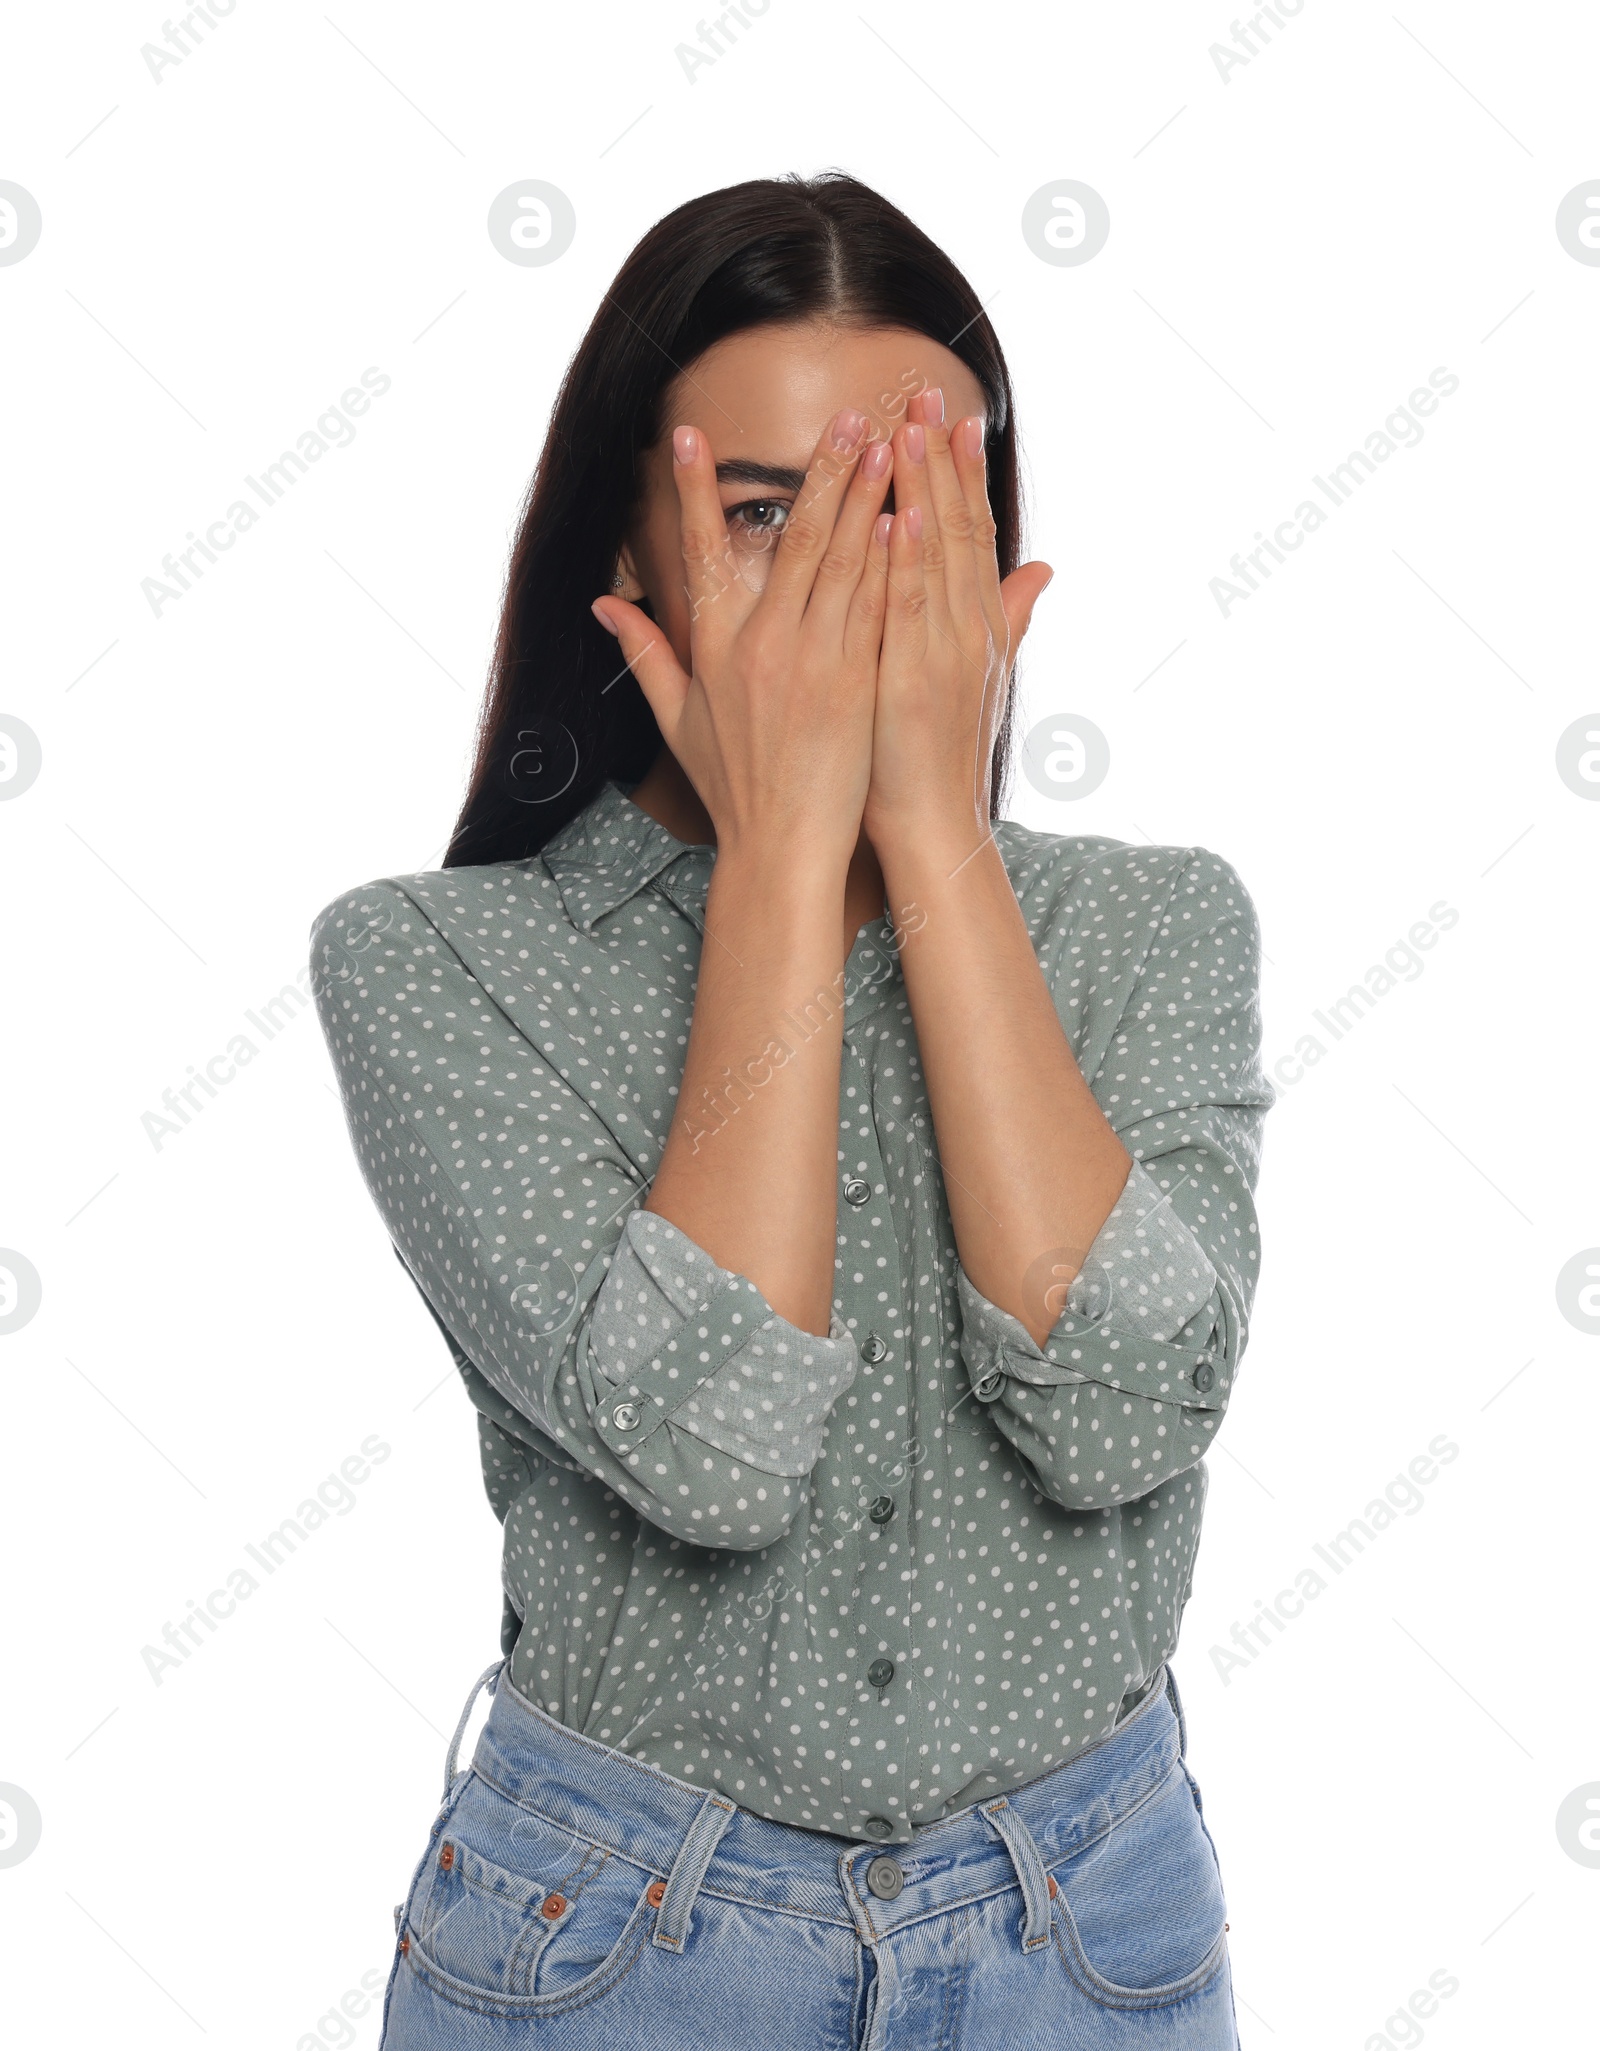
[310,778,1273,1846]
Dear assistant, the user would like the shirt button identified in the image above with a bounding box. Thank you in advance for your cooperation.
[867,1658,895,1687]
[973,1370,1005,1402]
[862,1815,894,1840]
[861,1333,888,1364]
[611,1401,641,1430]
[865,1856,905,1901]
[843,1177,871,1207]
[868,1495,895,1525]
[1193,1362,1215,1394]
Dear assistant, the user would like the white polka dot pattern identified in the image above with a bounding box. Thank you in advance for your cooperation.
[309,779,1272,1843]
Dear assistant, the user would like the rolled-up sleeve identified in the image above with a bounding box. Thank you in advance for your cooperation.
[310,879,858,1550]
[953,848,1273,1512]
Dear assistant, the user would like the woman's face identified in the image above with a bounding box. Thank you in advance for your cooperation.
[620,320,989,667]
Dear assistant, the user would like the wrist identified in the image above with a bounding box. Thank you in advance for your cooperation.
[715,803,858,865]
[709,834,853,904]
[868,806,992,881]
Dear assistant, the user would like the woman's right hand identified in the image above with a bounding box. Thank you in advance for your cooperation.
[591,409,895,868]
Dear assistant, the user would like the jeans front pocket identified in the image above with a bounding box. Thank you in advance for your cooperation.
[402,1772,657,2018]
[1050,1759,1230,2012]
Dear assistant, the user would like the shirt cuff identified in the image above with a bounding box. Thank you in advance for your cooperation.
[587,1208,858,1475]
[1059,1158,1220,1342]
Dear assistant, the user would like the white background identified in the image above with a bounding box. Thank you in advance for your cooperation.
[2,1,1597,2044]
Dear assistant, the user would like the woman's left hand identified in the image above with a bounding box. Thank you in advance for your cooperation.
[862,388,1054,859]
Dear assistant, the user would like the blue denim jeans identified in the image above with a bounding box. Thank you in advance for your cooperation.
[378,1660,1239,2048]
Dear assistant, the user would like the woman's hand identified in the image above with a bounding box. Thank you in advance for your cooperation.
[863,388,1054,860]
[592,410,894,870]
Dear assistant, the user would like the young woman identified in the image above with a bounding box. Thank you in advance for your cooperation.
[312,171,1272,2049]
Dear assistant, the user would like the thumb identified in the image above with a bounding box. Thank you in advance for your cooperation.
[590,598,690,734]
[998,560,1054,660]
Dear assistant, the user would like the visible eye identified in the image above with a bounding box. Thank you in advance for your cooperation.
[725,498,790,550]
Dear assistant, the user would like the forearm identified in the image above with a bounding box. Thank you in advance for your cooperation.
[880,826,1132,1345]
[644,841,852,1336]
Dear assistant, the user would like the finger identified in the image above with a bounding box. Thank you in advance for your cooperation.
[997,560,1055,662]
[668,425,742,637]
[590,596,692,734]
[880,503,929,676]
[950,413,1006,635]
[756,407,872,627]
[888,407,948,633]
[804,435,894,639]
[844,507,893,668]
[913,387,982,627]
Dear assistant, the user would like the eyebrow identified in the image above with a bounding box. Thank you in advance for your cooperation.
[714,459,807,493]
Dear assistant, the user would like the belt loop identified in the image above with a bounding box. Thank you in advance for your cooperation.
[980,1798,1054,1952]
[652,1791,737,1953]
[1163,1660,1189,1760]
[443,1659,504,1803]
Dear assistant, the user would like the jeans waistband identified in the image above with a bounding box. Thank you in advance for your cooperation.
[461,1663,1186,1946]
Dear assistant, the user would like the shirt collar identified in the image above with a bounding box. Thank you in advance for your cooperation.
[541,776,906,1024]
[541,778,713,934]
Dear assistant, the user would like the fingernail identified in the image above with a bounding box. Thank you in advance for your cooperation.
[961,417,985,459]
[831,408,868,450]
[591,600,620,635]
[904,423,925,465]
[861,439,891,481]
[673,426,697,465]
[873,512,893,547]
[904,505,923,541]
[922,388,944,426]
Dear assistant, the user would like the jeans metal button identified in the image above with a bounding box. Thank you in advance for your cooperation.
[843,1177,871,1206]
[611,1401,641,1430]
[861,1333,888,1363]
[868,1495,895,1524]
[865,1855,904,1900]
[867,1657,895,1687]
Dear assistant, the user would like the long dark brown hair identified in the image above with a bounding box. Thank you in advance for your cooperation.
[444,171,1025,869]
